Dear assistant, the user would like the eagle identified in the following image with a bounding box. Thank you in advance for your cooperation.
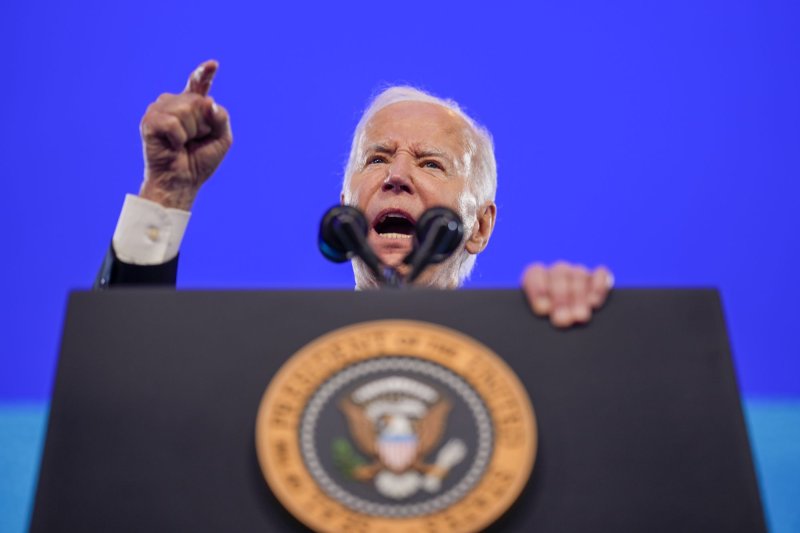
[339,396,453,481]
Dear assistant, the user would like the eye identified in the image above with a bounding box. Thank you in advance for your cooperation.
[368,155,387,165]
[423,160,443,170]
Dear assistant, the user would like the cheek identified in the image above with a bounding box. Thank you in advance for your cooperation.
[419,180,468,211]
[348,169,385,206]
[344,174,367,205]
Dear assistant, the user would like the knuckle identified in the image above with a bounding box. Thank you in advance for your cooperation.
[168,101,192,117]
[140,113,158,132]
[188,95,205,109]
[183,93,204,105]
[551,276,568,296]
[143,113,181,137]
[570,273,588,292]
[593,268,613,289]
[156,93,171,102]
[160,114,181,129]
[161,94,197,115]
[569,284,583,298]
[141,104,162,122]
[550,267,569,283]
[522,263,544,283]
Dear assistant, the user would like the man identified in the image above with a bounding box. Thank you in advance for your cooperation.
[97,60,612,328]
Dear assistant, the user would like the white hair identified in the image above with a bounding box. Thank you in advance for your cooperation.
[342,86,497,288]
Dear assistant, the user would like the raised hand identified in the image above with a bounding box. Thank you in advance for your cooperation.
[522,261,613,328]
[138,60,232,210]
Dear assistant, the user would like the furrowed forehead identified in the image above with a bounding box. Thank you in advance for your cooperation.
[364,141,451,157]
[360,102,473,156]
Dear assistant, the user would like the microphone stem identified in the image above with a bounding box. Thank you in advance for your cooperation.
[406,221,447,283]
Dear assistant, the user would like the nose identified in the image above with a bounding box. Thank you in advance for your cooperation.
[382,158,415,195]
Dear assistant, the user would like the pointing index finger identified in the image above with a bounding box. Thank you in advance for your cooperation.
[184,60,219,96]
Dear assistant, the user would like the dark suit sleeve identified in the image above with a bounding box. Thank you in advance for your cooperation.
[94,244,178,289]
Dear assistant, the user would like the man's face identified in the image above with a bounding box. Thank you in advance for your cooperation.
[345,101,477,286]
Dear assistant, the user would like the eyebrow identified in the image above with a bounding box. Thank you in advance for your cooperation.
[365,143,396,154]
[416,148,449,160]
[365,143,453,163]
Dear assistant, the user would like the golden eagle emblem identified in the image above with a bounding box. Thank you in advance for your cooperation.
[334,376,467,499]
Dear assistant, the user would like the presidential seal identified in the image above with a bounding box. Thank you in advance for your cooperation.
[255,320,536,532]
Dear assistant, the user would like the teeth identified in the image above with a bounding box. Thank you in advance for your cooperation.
[381,213,410,223]
[379,232,412,239]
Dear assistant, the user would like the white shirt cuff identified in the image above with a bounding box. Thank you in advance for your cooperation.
[112,194,191,265]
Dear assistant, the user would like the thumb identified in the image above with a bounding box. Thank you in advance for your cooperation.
[184,60,219,96]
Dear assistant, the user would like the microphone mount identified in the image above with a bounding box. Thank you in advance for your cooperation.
[319,205,464,287]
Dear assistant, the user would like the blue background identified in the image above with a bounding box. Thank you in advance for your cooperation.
[1,1,798,532]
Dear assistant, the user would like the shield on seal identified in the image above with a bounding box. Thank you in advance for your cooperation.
[378,434,418,472]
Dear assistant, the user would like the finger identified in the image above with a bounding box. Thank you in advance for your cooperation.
[549,261,572,309]
[569,265,592,323]
[550,307,574,328]
[141,110,188,150]
[521,263,552,315]
[588,266,614,308]
[204,98,232,139]
[151,94,214,140]
[549,262,575,327]
[184,60,219,96]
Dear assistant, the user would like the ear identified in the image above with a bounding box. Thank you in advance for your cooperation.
[465,201,496,255]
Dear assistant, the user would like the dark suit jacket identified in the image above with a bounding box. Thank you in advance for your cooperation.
[95,245,178,289]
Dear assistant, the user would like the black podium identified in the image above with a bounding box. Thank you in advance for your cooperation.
[31,289,765,532]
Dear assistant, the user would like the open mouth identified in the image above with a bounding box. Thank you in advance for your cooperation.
[372,210,416,239]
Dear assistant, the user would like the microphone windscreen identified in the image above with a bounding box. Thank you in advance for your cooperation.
[318,206,369,263]
[414,207,464,264]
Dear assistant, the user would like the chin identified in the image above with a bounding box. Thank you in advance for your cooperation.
[369,234,413,267]
[375,249,411,268]
[354,238,467,289]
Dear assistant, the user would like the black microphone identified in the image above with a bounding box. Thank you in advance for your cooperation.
[404,207,464,283]
[318,206,385,282]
